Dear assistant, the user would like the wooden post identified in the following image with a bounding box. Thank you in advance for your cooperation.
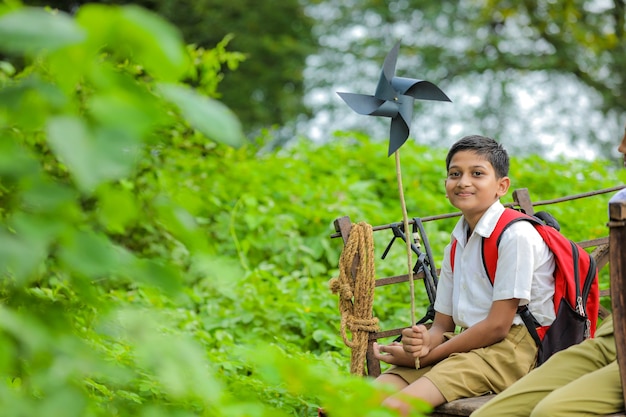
[512,188,535,216]
[609,197,626,405]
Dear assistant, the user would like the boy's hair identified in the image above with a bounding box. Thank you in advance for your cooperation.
[445,135,510,178]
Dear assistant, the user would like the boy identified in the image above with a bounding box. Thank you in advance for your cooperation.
[373,135,556,415]
[470,127,626,417]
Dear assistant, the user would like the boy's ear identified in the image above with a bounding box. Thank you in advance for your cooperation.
[496,176,510,197]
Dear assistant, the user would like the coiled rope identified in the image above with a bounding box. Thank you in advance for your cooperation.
[329,221,379,376]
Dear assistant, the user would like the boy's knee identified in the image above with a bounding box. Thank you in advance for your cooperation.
[381,396,412,416]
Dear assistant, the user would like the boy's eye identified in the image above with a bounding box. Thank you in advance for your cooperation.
[473,171,483,176]
[448,172,460,178]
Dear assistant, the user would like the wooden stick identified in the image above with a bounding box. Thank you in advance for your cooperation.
[609,197,626,405]
[395,150,415,326]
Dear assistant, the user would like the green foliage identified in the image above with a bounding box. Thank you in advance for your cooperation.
[20,0,318,134]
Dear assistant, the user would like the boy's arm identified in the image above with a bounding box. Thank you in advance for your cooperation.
[414,298,519,367]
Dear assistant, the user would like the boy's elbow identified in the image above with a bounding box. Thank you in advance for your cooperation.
[492,324,510,341]
[487,320,512,341]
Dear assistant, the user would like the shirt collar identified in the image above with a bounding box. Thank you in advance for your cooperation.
[452,200,505,245]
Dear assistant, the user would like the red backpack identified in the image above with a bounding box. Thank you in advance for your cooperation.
[450,208,600,366]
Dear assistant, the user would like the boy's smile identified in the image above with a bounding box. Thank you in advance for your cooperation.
[445,150,510,229]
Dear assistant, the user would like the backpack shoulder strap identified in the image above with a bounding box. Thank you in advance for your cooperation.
[482,208,540,283]
[450,208,540,280]
[450,239,457,270]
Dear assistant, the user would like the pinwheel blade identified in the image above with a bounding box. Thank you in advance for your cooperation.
[336,42,452,156]
[396,78,452,102]
[375,42,401,101]
[337,92,399,118]
[389,116,410,156]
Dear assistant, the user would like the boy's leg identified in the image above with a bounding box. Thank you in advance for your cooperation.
[379,325,534,414]
[376,373,410,391]
[384,376,445,408]
[471,329,617,417]
[376,367,432,414]
[531,361,622,417]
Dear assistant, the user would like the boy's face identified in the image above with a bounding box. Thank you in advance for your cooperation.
[445,150,510,225]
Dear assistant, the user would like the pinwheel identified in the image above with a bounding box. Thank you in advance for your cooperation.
[337,42,451,156]
[337,42,451,325]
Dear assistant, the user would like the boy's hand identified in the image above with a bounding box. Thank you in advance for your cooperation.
[401,325,431,358]
[372,341,416,367]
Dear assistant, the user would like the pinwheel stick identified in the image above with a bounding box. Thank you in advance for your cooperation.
[394,150,416,325]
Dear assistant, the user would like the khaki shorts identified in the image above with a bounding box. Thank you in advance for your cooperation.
[384,325,537,402]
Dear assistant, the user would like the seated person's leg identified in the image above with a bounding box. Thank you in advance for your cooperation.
[531,361,622,417]
[472,328,617,417]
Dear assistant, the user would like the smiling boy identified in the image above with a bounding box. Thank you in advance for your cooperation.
[372,135,556,415]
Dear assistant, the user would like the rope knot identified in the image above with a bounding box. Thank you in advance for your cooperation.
[347,317,380,332]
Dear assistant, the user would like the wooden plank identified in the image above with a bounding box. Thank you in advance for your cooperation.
[580,237,610,249]
[591,243,611,270]
[365,339,380,377]
[609,199,626,407]
[432,396,494,416]
[375,269,441,287]
[432,397,626,417]
[333,216,353,245]
[368,328,403,341]
[512,188,534,215]
[599,287,612,320]
[376,272,426,287]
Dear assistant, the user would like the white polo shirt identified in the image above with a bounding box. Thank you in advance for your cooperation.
[434,201,556,329]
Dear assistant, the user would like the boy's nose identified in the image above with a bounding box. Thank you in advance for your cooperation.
[457,173,471,186]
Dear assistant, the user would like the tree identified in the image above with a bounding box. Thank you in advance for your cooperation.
[303,0,626,159]
[21,0,318,135]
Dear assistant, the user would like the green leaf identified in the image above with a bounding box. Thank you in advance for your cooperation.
[46,116,141,192]
[20,178,78,215]
[76,4,188,82]
[119,5,188,80]
[0,306,50,353]
[0,228,45,283]
[96,185,139,234]
[0,212,63,283]
[157,83,245,147]
[38,388,87,417]
[0,7,85,55]
[0,134,40,178]
[134,258,182,296]
[0,77,68,130]
[153,196,210,254]
[108,308,225,402]
[57,229,133,278]
[88,87,162,138]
